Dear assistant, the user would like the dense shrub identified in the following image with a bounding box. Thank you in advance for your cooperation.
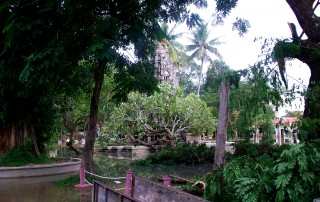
[233,141,291,159]
[132,142,215,165]
[0,141,53,166]
[95,134,127,147]
[205,142,320,201]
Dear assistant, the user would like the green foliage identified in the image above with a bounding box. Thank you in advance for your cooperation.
[215,0,238,17]
[0,141,53,166]
[273,40,301,60]
[203,64,278,141]
[232,18,250,36]
[95,134,126,147]
[233,141,293,161]
[205,142,320,201]
[0,0,209,155]
[273,143,320,201]
[132,142,215,165]
[297,118,320,141]
[106,83,216,141]
[54,174,81,187]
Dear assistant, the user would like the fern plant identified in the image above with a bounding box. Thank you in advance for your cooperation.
[205,142,320,201]
[273,143,320,201]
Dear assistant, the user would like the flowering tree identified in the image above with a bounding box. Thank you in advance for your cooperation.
[103,84,216,146]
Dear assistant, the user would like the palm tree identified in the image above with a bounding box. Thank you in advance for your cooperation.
[186,21,224,95]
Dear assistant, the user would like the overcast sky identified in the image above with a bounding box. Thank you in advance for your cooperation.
[177,0,311,88]
[175,0,313,113]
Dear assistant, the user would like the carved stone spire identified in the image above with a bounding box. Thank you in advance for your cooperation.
[154,44,178,87]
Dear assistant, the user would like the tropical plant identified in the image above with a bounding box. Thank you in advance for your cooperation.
[186,21,224,95]
[205,142,320,201]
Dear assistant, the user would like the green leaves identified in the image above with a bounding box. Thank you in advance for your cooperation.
[106,83,216,140]
[206,142,320,201]
[274,173,292,189]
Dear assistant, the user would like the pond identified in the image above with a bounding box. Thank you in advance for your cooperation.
[0,146,213,202]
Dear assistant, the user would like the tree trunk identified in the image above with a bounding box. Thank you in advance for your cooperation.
[214,80,229,170]
[66,129,81,154]
[0,127,14,153]
[0,122,40,156]
[303,65,320,119]
[30,125,40,156]
[83,60,105,172]
[283,0,320,139]
[302,63,320,139]
[197,58,204,95]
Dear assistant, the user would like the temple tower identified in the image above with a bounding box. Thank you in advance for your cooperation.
[154,44,178,87]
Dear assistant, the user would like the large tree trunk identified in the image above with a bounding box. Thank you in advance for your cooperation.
[0,122,40,156]
[282,0,320,138]
[214,80,229,170]
[83,60,105,172]
[0,127,14,153]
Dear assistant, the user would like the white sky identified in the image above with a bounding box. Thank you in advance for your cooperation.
[175,0,314,113]
[177,0,311,84]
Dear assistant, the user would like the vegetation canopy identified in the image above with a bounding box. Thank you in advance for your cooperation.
[102,83,216,147]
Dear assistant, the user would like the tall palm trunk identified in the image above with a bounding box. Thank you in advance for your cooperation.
[197,57,204,95]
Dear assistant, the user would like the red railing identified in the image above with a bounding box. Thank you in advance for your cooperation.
[93,180,140,202]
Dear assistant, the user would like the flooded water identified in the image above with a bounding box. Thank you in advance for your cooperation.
[0,174,91,202]
[0,146,212,202]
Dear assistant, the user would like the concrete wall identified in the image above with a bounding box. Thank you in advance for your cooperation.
[132,176,208,202]
[0,159,81,178]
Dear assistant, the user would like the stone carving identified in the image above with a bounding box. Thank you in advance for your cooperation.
[154,44,178,87]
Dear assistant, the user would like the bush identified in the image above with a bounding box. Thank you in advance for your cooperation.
[0,141,53,166]
[95,134,127,147]
[205,143,320,201]
[132,142,215,165]
[233,141,291,159]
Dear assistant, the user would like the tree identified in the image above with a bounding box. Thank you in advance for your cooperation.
[271,0,320,139]
[0,0,83,155]
[106,84,216,146]
[203,62,281,169]
[214,79,229,169]
[0,0,209,171]
[186,21,224,95]
[177,57,199,94]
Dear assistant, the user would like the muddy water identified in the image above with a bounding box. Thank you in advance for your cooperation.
[0,150,137,202]
[0,147,212,202]
[0,174,91,202]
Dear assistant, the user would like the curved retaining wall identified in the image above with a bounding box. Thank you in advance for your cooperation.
[0,159,81,178]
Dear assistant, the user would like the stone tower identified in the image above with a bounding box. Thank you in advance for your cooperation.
[154,44,178,87]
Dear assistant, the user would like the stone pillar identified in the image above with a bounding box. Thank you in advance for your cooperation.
[126,169,133,196]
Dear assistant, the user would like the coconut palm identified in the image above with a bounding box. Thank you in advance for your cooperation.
[186,21,224,95]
